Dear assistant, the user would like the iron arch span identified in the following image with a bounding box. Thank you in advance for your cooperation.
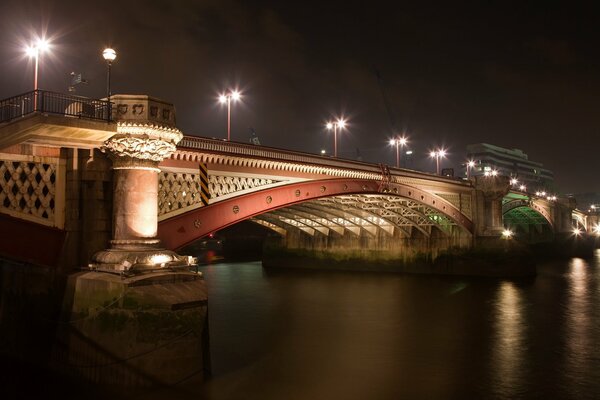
[157,178,473,250]
[502,198,554,232]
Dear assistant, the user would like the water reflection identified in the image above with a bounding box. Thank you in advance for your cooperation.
[9,256,600,399]
[564,257,592,396]
[492,281,526,398]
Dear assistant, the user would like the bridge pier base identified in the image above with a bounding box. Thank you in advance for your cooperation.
[59,96,208,387]
[57,270,209,386]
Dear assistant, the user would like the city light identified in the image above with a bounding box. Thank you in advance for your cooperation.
[519,185,526,191]
[510,178,518,185]
[24,38,51,110]
[466,160,475,179]
[429,148,446,175]
[325,118,347,157]
[502,229,513,238]
[218,90,242,141]
[102,48,117,112]
[389,136,408,168]
[572,227,582,236]
[594,224,600,236]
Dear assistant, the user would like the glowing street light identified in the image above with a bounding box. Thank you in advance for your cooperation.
[502,229,513,239]
[102,48,117,119]
[389,136,408,168]
[326,118,346,157]
[572,227,582,237]
[429,149,446,175]
[219,90,242,141]
[510,178,519,185]
[466,160,475,179]
[25,38,50,110]
[519,184,526,192]
[25,38,50,92]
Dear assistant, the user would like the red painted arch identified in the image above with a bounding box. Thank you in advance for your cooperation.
[157,178,473,250]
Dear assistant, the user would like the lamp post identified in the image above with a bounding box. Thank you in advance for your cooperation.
[326,118,346,157]
[219,90,241,141]
[429,149,446,175]
[25,39,50,110]
[102,48,117,120]
[466,160,475,179]
[389,136,407,168]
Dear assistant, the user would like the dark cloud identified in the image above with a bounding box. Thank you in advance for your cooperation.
[1,0,599,193]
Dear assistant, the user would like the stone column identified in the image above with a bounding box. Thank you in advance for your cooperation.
[90,96,196,274]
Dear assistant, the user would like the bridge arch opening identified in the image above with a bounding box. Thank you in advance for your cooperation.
[502,202,554,242]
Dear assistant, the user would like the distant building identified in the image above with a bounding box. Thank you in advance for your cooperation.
[466,143,554,191]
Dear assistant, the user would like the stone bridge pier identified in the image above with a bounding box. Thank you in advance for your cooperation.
[59,95,209,387]
[473,175,511,239]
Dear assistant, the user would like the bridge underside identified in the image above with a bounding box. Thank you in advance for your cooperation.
[158,178,473,251]
[501,192,556,241]
[503,206,553,241]
[251,193,458,239]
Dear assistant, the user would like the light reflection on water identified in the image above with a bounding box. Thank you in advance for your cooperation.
[193,253,600,399]
[492,281,526,398]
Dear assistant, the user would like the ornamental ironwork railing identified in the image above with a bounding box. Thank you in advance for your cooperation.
[0,90,112,123]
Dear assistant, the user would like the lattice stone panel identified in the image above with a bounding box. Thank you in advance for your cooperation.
[209,175,280,199]
[158,172,203,216]
[0,160,56,221]
[437,192,472,219]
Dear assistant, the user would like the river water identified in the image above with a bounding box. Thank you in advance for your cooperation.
[192,252,600,400]
[5,252,600,399]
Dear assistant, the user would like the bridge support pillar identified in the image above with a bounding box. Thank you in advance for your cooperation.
[59,96,208,387]
[473,175,510,239]
[88,100,196,274]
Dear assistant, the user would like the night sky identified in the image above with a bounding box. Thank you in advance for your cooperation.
[1,1,598,194]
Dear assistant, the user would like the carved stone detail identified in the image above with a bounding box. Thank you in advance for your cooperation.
[103,134,177,162]
[116,122,183,144]
[132,104,144,115]
[102,122,183,165]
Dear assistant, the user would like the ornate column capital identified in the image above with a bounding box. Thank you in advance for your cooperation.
[474,175,510,200]
[102,122,183,170]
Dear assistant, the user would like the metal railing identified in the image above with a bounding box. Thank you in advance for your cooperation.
[0,90,112,123]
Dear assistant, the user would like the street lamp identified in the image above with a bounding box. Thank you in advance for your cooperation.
[466,160,475,179]
[102,48,117,119]
[429,149,446,175]
[389,136,408,168]
[25,38,50,110]
[325,118,346,157]
[219,90,241,141]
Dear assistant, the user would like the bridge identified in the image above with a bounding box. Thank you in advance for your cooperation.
[0,90,595,385]
[0,90,592,271]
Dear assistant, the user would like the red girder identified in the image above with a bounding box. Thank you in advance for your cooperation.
[0,212,66,267]
[157,178,473,250]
